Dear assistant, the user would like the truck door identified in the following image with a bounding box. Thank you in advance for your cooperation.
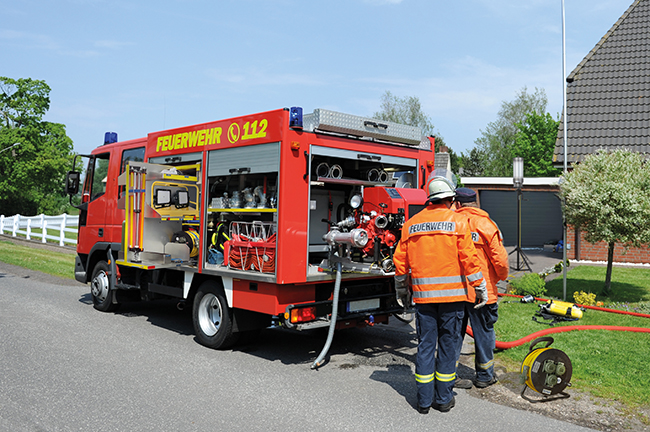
[77,152,111,254]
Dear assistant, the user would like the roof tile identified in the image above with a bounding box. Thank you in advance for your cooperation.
[555,0,650,164]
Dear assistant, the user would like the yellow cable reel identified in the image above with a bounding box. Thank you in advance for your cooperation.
[173,229,200,258]
[185,229,199,258]
[520,336,572,402]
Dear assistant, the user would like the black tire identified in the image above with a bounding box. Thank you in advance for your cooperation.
[90,260,119,312]
[192,281,239,349]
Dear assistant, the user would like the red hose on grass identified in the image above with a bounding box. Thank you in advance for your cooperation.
[467,324,650,350]
[464,293,650,349]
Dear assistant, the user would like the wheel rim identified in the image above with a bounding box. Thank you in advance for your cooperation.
[91,270,110,302]
[198,293,222,337]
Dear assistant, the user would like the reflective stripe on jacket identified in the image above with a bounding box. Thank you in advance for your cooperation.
[456,206,509,304]
[393,203,484,304]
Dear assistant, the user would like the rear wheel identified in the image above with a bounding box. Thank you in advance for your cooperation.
[192,281,239,349]
[90,260,119,312]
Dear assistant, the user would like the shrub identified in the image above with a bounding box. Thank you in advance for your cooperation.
[509,273,547,297]
[635,302,650,314]
[553,259,571,273]
[573,291,597,306]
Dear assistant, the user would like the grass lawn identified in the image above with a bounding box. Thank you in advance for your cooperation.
[495,264,650,413]
[0,240,75,280]
[546,265,650,305]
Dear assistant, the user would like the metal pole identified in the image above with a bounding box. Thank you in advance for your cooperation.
[562,0,568,301]
[517,188,521,269]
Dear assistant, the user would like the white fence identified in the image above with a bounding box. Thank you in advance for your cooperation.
[0,214,79,247]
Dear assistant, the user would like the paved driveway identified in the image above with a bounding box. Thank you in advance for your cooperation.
[0,261,596,432]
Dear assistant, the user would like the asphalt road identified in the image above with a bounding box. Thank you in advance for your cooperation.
[0,262,596,432]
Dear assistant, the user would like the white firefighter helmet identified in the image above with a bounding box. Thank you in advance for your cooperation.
[425,169,458,201]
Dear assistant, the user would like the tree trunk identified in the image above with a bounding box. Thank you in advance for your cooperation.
[603,241,615,296]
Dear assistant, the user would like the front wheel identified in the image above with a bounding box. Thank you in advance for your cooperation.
[192,281,239,349]
[90,260,119,312]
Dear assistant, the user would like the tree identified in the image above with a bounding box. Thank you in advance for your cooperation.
[373,91,461,173]
[474,87,548,176]
[559,150,650,295]
[373,91,435,136]
[459,147,486,177]
[512,112,561,177]
[0,77,75,215]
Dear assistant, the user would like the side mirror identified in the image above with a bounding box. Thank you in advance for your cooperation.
[154,189,172,207]
[66,171,80,195]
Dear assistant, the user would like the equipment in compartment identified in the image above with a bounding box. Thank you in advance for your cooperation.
[125,164,147,258]
[172,228,200,258]
[209,176,276,210]
[308,147,427,275]
[118,161,200,267]
[226,221,276,273]
[316,186,427,275]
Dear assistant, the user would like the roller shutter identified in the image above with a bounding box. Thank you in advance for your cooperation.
[479,190,562,247]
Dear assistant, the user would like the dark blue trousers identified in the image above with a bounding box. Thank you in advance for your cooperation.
[415,302,464,408]
[463,302,499,382]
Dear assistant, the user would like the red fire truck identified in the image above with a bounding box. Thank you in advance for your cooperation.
[66,107,434,355]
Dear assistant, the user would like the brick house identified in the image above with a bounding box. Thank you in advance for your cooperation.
[552,0,650,264]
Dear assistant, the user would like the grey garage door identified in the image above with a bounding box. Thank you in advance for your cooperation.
[478,190,563,247]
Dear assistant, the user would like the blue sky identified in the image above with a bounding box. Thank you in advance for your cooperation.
[1,0,632,156]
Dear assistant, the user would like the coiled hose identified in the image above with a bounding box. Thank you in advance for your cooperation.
[311,261,342,369]
[465,293,650,350]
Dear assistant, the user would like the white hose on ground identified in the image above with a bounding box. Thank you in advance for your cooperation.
[311,261,342,369]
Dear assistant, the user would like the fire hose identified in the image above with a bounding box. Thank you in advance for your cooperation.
[311,261,342,369]
[465,293,650,350]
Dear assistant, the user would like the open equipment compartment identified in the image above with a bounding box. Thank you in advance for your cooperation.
[116,161,201,268]
[204,142,279,276]
[306,144,424,277]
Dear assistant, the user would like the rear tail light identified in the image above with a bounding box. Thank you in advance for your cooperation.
[290,306,316,324]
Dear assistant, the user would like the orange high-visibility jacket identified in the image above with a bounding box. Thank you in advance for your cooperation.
[393,203,485,304]
[456,206,509,304]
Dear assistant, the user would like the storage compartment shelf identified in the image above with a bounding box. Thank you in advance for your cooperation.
[207,208,276,213]
[313,177,394,187]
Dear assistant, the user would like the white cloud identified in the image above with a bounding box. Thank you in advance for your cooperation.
[0,30,119,57]
[0,30,59,51]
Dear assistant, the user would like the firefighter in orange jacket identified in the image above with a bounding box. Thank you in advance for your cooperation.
[393,173,487,414]
[454,187,509,388]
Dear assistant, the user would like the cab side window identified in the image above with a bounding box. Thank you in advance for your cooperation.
[120,147,145,174]
[88,153,110,202]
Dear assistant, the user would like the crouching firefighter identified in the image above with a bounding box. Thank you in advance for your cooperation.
[393,171,487,414]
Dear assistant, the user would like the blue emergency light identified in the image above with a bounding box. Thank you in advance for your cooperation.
[104,132,118,144]
[289,107,303,129]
